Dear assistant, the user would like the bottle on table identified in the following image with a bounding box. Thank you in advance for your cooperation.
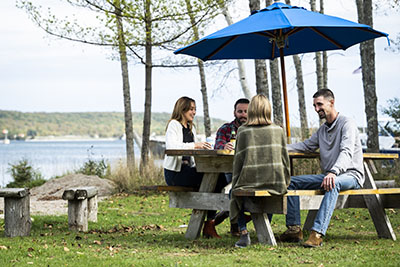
[230,130,236,150]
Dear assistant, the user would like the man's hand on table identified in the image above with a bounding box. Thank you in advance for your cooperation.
[224,142,235,151]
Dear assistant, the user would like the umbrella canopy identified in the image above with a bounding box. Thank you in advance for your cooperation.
[174,2,388,139]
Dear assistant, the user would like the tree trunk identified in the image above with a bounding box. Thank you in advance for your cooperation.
[185,0,211,137]
[283,0,308,138]
[140,0,152,169]
[250,0,269,97]
[219,0,252,99]
[265,0,283,125]
[310,0,323,90]
[293,55,309,139]
[320,0,328,88]
[356,0,379,152]
[115,5,135,171]
[270,60,283,125]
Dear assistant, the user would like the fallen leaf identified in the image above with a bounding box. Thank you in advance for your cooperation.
[43,244,48,249]
[93,240,102,245]
[27,262,34,265]
[0,245,8,250]
[76,252,84,255]
[27,247,34,252]
[64,247,70,252]
[27,254,33,258]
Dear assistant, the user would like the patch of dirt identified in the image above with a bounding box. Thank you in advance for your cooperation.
[0,174,117,217]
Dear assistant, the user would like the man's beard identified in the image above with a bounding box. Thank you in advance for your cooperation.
[236,117,247,126]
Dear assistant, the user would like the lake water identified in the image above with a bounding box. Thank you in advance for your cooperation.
[0,139,140,187]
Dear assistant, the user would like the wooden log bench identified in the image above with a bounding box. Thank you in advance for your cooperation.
[0,188,31,237]
[62,186,98,232]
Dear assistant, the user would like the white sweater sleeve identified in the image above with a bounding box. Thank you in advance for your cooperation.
[165,120,195,149]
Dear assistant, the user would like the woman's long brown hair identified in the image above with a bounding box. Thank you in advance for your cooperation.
[167,96,196,132]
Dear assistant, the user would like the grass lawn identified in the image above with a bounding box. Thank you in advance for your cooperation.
[1,192,400,266]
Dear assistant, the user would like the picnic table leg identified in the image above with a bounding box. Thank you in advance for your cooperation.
[185,173,219,240]
[251,213,277,246]
[303,210,318,231]
[362,162,396,240]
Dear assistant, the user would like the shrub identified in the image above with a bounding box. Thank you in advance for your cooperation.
[6,159,46,188]
[77,158,110,178]
[76,145,111,178]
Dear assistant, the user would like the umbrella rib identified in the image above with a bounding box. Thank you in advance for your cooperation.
[287,27,304,36]
[255,31,278,59]
[205,36,239,60]
[310,28,344,49]
[357,26,387,37]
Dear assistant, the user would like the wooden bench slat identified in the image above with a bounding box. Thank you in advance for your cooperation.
[0,188,29,198]
[62,186,98,200]
[140,185,195,192]
[234,188,400,197]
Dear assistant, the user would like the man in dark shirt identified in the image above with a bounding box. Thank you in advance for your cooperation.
[213,98,249,236]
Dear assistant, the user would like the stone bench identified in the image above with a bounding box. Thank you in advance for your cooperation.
[0,188,31,237]
[62,186,98,231]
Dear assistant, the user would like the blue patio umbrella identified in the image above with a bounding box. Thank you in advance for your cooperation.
[174,2,388,138]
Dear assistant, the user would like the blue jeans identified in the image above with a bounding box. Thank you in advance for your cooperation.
[286,173,360,235]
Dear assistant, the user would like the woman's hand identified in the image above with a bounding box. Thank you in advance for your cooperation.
[195,142,212,150]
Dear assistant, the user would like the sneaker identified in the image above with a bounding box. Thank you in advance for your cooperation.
[279,225,303,242]
[235,233,251,248]
[303,230,323,248]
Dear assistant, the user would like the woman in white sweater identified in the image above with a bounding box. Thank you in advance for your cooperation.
[163,96,225,238]
[163,96,211,186]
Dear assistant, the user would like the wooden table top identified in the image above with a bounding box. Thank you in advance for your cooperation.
[165,149,398,160]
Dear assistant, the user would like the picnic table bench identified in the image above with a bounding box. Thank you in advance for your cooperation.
[162,149,400,246]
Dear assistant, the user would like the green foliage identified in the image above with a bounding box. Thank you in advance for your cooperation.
[383,98,400,123]
[0,110,226,139]
[6,159,46,188]
[76,146,111,178]
[77,159,110,178]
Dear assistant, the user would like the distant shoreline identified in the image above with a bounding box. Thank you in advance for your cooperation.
[25,136,121,142]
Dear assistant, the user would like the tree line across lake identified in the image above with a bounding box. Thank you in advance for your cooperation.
[0,110,226,140]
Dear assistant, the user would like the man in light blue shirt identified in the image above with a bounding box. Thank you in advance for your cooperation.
[280,89,364,247]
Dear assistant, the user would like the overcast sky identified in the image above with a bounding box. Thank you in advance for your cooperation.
[0,0,399,130]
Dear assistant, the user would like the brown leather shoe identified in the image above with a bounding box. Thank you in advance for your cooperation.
[203,220,221,239]
[303,230,323,247]
[279,225,303,242]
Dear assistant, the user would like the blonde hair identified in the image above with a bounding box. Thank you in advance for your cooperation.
[245,94,272,126]
[167,96,195,131]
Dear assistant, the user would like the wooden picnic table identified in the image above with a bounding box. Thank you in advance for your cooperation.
[165,149,400,244]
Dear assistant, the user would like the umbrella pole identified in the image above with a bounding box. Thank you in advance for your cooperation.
[279,48,291,142]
